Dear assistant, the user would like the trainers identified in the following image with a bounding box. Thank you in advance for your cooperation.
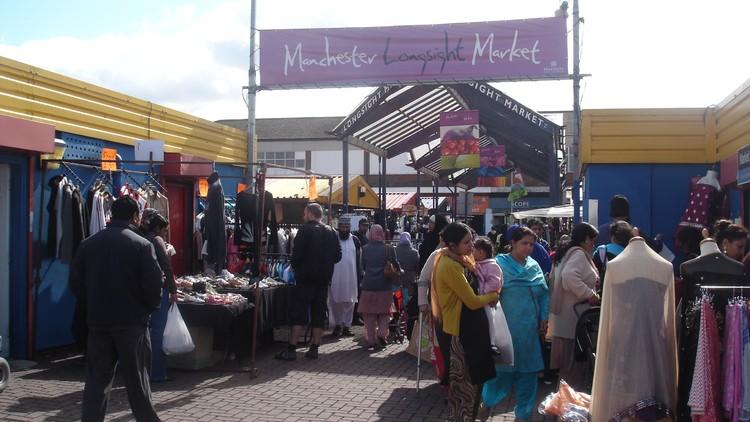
[305,346,319,359]
[274,350,297,361]
[377,336,387,348]
[341,327,354,337]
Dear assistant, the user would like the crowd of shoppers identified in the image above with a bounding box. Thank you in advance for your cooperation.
[67,191,750,421]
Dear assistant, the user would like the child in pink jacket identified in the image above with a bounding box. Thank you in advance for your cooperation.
[473,237,505,355]
[473,237,503,294]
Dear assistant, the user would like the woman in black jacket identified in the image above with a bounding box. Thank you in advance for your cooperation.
[144,213,178,382]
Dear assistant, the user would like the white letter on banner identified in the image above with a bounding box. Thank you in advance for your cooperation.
[284,43,304,75]
[473,33,495,65]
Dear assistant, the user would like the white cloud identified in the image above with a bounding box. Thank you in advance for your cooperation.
[0,0,748,124]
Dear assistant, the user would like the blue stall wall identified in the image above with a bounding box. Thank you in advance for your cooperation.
[0,151,30,359]
[33,132,155,350]
[728,188,742,221]
[214,164,244,197]
[584,164,714,253]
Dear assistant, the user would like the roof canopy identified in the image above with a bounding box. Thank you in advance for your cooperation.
[265,175,380,209]
[332,83,562,186]
[512,204,573,219]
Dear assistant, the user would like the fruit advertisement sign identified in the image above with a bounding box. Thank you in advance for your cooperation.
[440,110,480,170]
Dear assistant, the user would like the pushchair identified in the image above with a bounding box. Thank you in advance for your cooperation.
[387,288,409,344]
[0,337,9,393]
[573,301,600,391]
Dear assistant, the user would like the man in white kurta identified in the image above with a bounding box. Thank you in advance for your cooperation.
[328,217,361,337]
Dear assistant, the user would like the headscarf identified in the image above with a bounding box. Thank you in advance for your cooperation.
[495,253,547,290]
[369,224,385,242]
[506,224,553,274]
[399,231,412,246]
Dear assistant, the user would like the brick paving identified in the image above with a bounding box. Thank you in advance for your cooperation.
[0,327,556,421]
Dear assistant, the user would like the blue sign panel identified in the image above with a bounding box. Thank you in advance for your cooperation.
[739,145,750,186]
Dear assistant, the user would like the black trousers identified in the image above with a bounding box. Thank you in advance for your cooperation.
[82,326,160,422]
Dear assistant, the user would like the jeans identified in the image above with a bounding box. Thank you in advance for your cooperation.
[149,289,170,381]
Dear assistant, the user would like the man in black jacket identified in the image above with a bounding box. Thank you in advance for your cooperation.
[70,196,163,422]
[276,203,341,360]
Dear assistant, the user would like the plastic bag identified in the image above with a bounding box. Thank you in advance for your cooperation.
[485,304,514,366]
[406,314,432,362]
[162,304,195,355]
[538,379,591,417]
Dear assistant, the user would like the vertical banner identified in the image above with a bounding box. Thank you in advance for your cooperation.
[477,145,507,187]
[198,178,209,197]
[440,110,480,170]
[101,148,118,171]
[508,167,528,202]
[308,176,318,201]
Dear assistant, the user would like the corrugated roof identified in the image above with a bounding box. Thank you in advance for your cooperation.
[0,56,247,162]
[217,117,343,141]
[385,192,416,210]
[332,83,562,187]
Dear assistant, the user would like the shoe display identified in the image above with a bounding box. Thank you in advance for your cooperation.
[341,327,354,337]
[274,350,297,361]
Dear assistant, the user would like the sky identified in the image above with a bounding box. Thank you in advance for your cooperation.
[1,0,749,122]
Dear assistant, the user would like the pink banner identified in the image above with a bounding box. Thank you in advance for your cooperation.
[260,17,567,88]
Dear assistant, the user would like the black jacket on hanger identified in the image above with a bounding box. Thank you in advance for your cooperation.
[676,253,745,421]
[204,174,226,268]
[235,190,278,251]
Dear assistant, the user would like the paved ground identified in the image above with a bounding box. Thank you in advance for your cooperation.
[0,327,556,421]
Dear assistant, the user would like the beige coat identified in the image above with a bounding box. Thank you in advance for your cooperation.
[549,247,598,339]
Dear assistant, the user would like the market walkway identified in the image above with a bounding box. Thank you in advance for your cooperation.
[0,327,555,421]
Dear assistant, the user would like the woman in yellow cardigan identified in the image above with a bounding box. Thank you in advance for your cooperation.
[431,222,498,422]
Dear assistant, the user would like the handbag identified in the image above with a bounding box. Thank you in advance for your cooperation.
[384,245,400,281]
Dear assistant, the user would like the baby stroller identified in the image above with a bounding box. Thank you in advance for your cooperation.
[573,301,600,391]
[0,337,9,393]
[387,288,409,344]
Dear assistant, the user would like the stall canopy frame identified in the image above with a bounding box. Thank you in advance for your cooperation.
[329,83,565,221]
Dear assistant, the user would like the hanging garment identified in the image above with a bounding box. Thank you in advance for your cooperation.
[678,179,723,230]
[590,238,677,421]
[689,297,722,421]
[741,303,750,421]
[688,299,707,416]
[46,176,64,257]
[329,235,359,304]
[234,190,278,250]
[204,175,226,269]
[678,253,746,419]
[723,303,743,422]
[55,176,67,258]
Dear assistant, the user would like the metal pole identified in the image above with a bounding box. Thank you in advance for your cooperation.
[343,137,349,213]
[246,0,258,179]
[415,170,421,239]
[572,0,582,223]
[381,155,387,227]
[416,311,423,393]
[328,177,334,224]
[464,187,469,224]
[249,163,265,378]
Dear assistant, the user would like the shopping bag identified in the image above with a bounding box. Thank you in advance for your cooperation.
[162,304,195,355]
[406,314,432,362]
[485,304,514,366]
[430,319,447,382]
